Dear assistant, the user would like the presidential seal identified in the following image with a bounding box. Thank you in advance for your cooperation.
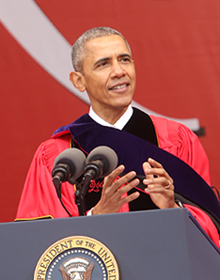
[33,236,120,280]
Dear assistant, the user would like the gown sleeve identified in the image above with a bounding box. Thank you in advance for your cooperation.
[16,134,79,220]
[151,115,211,185]
[151,116,219,245]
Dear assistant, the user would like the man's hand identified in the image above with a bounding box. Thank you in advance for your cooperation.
[143,158,179,209]
[92,165,140,215]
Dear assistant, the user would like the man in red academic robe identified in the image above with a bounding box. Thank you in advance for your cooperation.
[16,27,220,248]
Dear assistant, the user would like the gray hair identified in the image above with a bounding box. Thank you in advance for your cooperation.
[71,27,131,73]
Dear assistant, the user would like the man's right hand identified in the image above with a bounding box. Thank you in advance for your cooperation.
[92,165,140,215]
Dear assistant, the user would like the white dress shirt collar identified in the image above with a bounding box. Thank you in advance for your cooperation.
[89,105,133,130]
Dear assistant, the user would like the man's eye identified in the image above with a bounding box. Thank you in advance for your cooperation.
[121,57,131,63]
[98,61,108,67]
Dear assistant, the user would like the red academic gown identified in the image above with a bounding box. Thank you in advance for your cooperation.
[16,115,220,248]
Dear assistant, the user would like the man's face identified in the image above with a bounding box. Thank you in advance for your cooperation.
[80,35,136,117]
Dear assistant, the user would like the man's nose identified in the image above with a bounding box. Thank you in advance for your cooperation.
[110,61,126,78]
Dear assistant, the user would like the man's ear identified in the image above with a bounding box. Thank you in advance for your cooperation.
[69,71,86,92]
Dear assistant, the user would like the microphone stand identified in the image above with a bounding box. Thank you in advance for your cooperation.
[75,173,92,216]
[52,171,93,217]
[74,182,85,216]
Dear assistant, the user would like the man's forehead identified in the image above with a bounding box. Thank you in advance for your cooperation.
[85,35,130,56]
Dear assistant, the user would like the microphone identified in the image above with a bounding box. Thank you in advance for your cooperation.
[83,146,118,181]
[52,148,86,198]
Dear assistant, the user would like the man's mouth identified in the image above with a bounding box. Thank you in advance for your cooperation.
[109,83,129,91]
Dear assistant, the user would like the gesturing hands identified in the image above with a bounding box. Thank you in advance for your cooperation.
[92,158,178,215]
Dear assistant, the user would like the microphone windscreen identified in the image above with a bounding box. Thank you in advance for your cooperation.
[86,146,118,177]
[54,148,86,180]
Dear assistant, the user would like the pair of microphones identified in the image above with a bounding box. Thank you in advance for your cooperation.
[51,146,118,199]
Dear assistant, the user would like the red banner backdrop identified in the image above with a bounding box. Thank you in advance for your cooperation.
[1,0,220,222]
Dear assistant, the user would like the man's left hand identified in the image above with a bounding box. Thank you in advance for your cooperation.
[143,158,179,209]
